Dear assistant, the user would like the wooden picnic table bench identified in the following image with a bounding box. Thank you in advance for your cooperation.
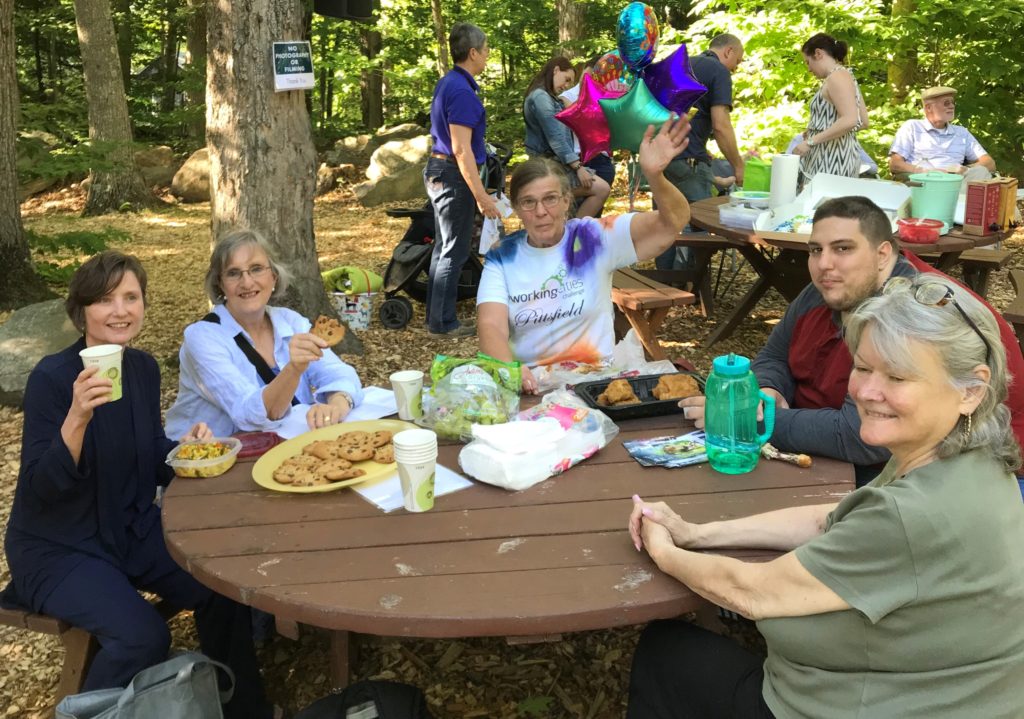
[1003,268,1024,355]
[912,247,1012,298]
[611,267,696,361]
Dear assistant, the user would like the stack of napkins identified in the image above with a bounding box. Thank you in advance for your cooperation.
[459,418,565,491]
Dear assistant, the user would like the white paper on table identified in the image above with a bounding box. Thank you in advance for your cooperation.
[275,386,398,439]
[352,463,473,512]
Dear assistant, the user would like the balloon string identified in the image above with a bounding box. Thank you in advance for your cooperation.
[628,154,643,212]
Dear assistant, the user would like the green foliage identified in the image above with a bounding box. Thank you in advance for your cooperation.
[25,227,129,286]
[516,695,555,716]
[10,0,1024,179]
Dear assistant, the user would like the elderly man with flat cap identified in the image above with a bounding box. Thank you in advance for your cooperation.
[888,86,996,178]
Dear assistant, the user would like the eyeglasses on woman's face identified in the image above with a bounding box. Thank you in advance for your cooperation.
[517,192,564,213]
[222,264,271,283]
[884,277,993,367]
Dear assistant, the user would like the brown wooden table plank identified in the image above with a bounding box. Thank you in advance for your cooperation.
[163,415,854,643]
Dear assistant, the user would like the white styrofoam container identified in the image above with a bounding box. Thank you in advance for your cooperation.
[753,174,912,242]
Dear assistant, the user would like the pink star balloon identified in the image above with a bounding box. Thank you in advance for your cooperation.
[555,73,627,164]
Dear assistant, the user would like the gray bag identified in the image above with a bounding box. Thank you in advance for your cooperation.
[56,651,234,719]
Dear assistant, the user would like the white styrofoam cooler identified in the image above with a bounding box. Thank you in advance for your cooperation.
[754,174,912,242]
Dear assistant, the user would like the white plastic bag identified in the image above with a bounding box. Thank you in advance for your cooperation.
[458,390,618,491]
[531,330,677,393]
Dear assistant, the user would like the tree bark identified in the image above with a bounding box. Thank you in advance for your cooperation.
[359,0,382,130]
[556,0,586,58]
[183,0,206,142]
[0,0,52,308]
[207,0,362,354]
[888,0,919,102]
[110,0,132,93]
[430,0,448,77]
[72,0,155,215]
[160,0,181,113]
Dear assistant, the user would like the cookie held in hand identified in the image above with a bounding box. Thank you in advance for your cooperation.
[311,315,347,345]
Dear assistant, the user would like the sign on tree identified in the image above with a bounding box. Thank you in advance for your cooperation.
[272,41,315,92]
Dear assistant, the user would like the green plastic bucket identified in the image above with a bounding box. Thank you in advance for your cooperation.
[744,158,772,192]
[908,172,964,227]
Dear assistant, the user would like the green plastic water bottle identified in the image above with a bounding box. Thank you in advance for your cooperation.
[704,353,776,475]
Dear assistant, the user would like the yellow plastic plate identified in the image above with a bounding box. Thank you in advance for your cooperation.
[252,418,417,494]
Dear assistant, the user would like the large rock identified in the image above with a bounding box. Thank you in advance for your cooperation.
[365,123,428,155]
[353,162,427,207]
[327,134,372,165]
[0,300,81,407]
[17,132,61,200]
[170,148,210,203]
[135,145,181,188]
[365,135,431,182]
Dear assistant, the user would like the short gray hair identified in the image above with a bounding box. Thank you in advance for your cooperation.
[450,23,486,64]
[205,229,292,304]
[709,33,743,52]
[844,274,1020,473]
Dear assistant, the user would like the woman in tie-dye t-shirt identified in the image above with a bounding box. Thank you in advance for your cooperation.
[477,117,694,393]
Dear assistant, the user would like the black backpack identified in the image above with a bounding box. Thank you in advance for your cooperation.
[294,680,434,719]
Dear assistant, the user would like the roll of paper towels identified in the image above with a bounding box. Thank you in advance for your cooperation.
[770,154,800,209]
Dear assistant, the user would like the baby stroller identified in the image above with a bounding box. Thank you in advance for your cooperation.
[379,142,512,330]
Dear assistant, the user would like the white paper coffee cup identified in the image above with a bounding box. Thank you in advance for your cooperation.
[394,428,437,512]
[79,344,124,401]
[390,370,424,420]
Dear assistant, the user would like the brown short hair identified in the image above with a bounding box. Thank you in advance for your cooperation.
[509,157,571,206]
[65,251,148,333]
[812,196,898,251]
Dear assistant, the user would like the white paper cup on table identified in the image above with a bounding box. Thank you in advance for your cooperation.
[79,344,124,401]
[390,370,424,420]
[393,428,437,512]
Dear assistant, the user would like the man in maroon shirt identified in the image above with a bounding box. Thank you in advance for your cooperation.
[682,196,1024,486]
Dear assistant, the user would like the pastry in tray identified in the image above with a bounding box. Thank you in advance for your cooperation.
[652,373,702,401]
[597,378,641,406]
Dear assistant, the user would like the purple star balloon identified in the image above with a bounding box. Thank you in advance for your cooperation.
[642,44,707,116]
[556,73,627,164]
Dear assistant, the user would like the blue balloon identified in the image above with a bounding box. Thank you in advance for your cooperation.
[617,2,659,71]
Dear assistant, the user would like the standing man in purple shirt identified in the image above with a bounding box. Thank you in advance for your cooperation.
[423,22,500,337]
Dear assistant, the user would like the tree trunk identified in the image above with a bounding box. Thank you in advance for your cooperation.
[73,0,155,215]
[183,0,206,142]
[556,0,586,58]
[430,0,448,77]
[160,0,180,114]
[888,0,919,102]
[110,0,132,93]
[206,0,362,354]
[0,0,52,308]
[359,2,382,130]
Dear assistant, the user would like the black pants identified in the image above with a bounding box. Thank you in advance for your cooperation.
[627,620,775,719]
[40,521,273,719]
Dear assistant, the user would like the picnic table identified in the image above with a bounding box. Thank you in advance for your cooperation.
[162,409,854,688]
[687,196,1004,346]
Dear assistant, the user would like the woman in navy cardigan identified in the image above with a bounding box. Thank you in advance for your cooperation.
[2,251,273,718]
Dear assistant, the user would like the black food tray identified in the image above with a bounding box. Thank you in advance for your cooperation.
[574,373,705,421]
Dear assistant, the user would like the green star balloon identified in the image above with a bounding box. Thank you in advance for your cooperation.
[598,79,672,153]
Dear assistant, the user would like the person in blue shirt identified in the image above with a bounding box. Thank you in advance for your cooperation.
[423,22,499,338]
[524,56,610,218]
[888,86,996,178]
[166,229,363,439]
[2,251,274,719]
[655,33,745,270]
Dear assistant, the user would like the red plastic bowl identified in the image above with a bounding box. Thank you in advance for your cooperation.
[897,217,943,244]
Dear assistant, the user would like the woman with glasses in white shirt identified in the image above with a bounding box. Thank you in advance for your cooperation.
[477,117,691,393]
[165,229,363,438]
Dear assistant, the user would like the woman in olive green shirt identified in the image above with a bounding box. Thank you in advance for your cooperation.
[627,274,1024,718]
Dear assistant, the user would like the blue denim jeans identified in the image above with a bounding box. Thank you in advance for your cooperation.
[655,159,714,270]
[424,157,476,333]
